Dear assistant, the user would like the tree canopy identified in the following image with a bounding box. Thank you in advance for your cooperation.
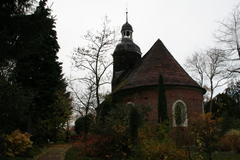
[0,0,72,144]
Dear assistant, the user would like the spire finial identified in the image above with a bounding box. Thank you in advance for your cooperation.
[126,7,128,23]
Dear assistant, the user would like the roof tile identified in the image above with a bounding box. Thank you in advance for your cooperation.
[115,39,202,91]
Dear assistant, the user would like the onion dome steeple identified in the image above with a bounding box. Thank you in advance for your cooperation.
[114,11,141,55]
[113,11,141,71]
[121,11,133,39]
[112,11,142,89]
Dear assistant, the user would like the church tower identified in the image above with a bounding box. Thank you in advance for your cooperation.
[112,12,141,90]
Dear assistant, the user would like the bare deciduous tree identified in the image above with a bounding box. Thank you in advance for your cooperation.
[185,48,232,112]
[215,4,240,73]
[185,52,205,87]
[205,49,230,105]
[71,17,116,116]
[68,79,96,116]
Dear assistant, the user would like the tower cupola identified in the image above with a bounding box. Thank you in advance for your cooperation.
[121,11,133,39]
[112,11,142,89]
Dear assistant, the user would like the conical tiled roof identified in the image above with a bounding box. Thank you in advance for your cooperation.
[114,39,204,92]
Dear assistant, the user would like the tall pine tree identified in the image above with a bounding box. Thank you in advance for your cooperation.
[0,0,35,134]
[12,0,72,143]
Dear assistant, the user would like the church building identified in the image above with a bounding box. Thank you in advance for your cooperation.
[111,14,205,127]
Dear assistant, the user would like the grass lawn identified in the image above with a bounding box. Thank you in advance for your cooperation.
[65,147,240,160]
[191,151,240,160]
[64,147,79,160]
[212,152,240,160]
[0,157,32,160]
[64,147,101,160]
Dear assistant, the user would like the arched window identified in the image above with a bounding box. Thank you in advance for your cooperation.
[127,101,135,106]
[172,100,188,127]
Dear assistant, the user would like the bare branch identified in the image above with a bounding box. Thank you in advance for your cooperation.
[215,4,240,60]
[70,16,116,115]
[185,48,232,112]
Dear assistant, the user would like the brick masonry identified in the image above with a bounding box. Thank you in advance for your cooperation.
[114,85,203,125]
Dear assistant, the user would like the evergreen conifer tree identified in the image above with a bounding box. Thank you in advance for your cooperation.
[0,1,71,142]
[158,74,168,123]
[0,0,35,134]
[12,0,72,143]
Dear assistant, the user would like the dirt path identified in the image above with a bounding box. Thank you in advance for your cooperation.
[36,144,72,160]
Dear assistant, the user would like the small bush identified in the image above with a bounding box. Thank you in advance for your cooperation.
[133,122,187,160]
[133,139,187,160]
[4,130,32,157]
[189,113,221,160]
[75,114,94,135]
[170,127,193,147]
[219,129,240,152]
[72,134,117,159]
[65,146,79,160]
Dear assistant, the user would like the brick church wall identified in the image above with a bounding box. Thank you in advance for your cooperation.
[115,86,203,125]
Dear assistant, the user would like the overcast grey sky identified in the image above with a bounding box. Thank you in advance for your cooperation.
[48,0,239,77]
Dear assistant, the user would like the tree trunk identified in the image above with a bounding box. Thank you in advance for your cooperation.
[209,79,214,113]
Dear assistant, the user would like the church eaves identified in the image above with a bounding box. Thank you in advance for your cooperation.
[114,39,205,93]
